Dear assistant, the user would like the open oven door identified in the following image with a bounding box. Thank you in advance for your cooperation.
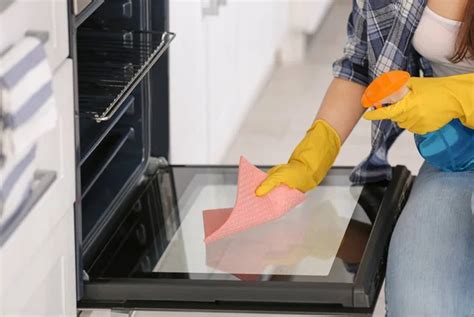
[78,158,413,315]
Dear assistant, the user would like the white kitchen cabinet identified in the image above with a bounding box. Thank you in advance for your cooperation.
[235,1,288,110]
[0,59,76,316]
[0,0,69,71]
[26,0,69,71]
[1,58,75,281]
[280,0,334,64]
[169,0,241,165]
[169,0,289,165]
[0,1,26,52]
[1,208,76,316]
[205,1,239,163]
[169,0,209,164]
[36,58,76,206]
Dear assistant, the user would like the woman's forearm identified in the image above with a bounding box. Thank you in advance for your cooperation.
[316,78,367,143]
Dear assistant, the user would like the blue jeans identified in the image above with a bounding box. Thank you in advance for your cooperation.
[386,162,474,316]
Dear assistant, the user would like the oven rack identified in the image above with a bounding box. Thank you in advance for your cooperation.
[81,127,135,198]
[79,96,135,164]
[77,30,175,123]
[80,130,143,242]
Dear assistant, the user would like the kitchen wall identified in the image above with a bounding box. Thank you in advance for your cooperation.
[222,0,423,175]
[169,0,334,164]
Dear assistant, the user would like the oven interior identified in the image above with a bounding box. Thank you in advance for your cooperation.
[73,0,173,268]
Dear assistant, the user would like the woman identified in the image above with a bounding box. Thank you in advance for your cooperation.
[256,0,474,315]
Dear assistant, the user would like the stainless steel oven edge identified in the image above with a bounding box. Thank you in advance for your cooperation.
[353,166,413,308]
[73,0,92,14]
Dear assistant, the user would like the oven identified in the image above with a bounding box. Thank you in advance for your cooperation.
[71,0,173,299]
[72,1,414,315]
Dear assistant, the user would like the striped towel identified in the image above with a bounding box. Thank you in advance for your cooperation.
[0,36,56,218]
[0,36,57,162]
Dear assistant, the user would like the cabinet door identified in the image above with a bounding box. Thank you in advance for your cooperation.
[235,1,288,109]
[169,0,209,164]
[26,0,69,71]
[169,1,288,165]
[0,0,69,71]
[0,57,75,313]
[205,1,239,164]
[206,1,291,164]
[169,0,239,165]
[1,59,75,290]
[0,209,76,316]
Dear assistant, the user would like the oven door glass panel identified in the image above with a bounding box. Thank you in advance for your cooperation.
[156,176,363,279]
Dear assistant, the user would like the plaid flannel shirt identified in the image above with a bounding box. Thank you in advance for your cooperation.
[333,0,433,184]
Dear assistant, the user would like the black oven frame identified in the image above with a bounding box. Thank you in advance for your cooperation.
[69,0,171,300]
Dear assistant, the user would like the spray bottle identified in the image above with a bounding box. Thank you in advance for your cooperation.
[361,70,474,172]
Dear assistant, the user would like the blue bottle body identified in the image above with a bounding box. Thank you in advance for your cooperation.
[414,119,474,172]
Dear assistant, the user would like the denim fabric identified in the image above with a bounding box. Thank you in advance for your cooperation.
[386,162,474,316]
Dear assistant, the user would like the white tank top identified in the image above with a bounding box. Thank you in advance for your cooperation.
[412,6,474,77]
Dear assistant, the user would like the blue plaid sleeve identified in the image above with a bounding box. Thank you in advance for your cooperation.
[332,0,370,86]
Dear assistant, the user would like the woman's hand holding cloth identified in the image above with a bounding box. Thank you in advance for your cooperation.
[256,120,341,196]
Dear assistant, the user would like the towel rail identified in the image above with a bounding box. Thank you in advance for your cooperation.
[0,170,56,247]
[0,30,49,59]
[25,30,50,44]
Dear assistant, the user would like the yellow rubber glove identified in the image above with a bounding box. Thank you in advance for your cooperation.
[255,119,341,196]
[363,74,474,134]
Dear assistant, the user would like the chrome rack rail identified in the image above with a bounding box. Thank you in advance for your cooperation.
[77,30,175,123]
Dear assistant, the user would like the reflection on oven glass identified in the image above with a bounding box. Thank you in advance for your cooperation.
[203,201,344,278]
[154,177,364,279]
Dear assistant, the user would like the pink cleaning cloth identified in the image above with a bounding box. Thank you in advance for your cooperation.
[203,208,233,238]
[204,156,305,243]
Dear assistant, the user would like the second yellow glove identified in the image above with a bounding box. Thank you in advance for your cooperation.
[363,74,474,134]
[255,119,341,196]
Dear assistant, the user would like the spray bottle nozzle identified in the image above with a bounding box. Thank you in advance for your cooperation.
[361,71,411,109]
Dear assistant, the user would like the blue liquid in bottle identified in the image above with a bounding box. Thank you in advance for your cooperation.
[414,119,474,172]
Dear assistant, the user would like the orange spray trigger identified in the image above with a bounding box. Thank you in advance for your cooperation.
[361,71,411,109]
